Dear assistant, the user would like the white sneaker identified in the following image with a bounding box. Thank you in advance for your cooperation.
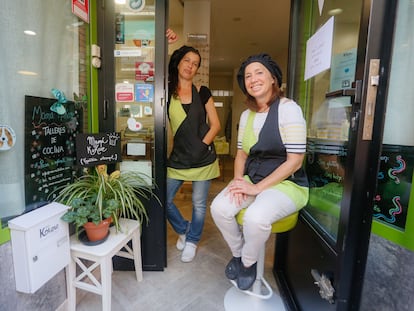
[181,242,197,262]
[176,234,186,251]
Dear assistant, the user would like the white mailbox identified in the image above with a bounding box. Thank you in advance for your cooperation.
[8,202,70,293]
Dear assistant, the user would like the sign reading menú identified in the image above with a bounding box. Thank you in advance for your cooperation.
[76,132,121,167]
[24,95,83,208]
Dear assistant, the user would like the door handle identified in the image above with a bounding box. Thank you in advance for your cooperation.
[160,97,166,128]
[325,88,356,98]
[103,99,109,120]
[325,80,362,103]
[362,59,380,140]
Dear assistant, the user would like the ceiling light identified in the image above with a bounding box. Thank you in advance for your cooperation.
[24,30,36,36]
[18,70,38,76]
[328,8,343,16]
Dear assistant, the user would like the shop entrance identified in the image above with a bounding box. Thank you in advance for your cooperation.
[275,1,399,310]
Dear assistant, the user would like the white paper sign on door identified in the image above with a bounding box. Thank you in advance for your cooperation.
[304,16,334,81]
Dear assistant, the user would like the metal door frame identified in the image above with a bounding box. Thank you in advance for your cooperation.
[275,0,398,309]
[96,0,168,270]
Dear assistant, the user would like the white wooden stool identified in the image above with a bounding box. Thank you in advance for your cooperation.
[66,218,142,311]
[224,210,298,311]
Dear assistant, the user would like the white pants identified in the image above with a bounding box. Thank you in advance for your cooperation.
[210,185,297,267]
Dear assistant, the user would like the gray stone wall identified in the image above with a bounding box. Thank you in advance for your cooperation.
[361,234,414,311]
[0,242,66,311]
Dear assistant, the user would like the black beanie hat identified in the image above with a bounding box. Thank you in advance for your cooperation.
[237,53,283,94]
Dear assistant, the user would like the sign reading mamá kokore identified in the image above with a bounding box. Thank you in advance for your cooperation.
[76,132,121,167]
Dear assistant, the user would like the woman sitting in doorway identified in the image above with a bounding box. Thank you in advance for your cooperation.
[211,53,309,290]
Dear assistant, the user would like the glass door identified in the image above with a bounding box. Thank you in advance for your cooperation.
[294,0,363,247]
[275,0,397,310]
[98,0,167,270]
[306,91,353,243]
[113,1,157,181]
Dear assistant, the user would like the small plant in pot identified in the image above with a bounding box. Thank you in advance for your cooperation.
[53,164,153,243]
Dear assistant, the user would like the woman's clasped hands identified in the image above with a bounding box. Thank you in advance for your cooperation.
[226,178,260,206]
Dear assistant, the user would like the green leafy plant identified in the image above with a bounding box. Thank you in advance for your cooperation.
[53,164,155,233]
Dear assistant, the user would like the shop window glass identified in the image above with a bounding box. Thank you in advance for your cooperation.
[0,0,87,228]
[373,0,414,241]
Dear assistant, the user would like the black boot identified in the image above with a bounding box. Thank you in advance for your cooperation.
[237,262,257,290]
[225,257,241,280]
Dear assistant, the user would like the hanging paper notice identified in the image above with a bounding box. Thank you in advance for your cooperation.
[304,16,334,81]
[72,0,89,23]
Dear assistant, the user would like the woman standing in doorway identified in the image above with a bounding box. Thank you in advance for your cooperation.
[167,45,221,262]
[211,53,308,290]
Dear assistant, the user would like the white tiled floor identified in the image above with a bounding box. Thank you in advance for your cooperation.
[74,159,286,311]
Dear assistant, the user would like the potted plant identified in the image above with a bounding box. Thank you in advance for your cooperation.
[53,164,154,242]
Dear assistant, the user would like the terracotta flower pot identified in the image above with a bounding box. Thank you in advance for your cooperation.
[83,217,112,242]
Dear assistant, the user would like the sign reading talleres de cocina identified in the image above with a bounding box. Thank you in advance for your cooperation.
[24,95,83,208]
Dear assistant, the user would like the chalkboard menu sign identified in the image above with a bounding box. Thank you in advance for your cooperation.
[76,132,121,166]
[24,95,83,208]
[373,144,414,231]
